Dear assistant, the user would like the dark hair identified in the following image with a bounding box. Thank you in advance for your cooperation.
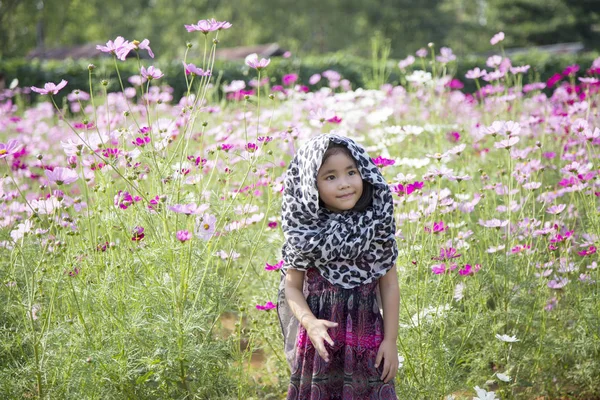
[319,142,374,212]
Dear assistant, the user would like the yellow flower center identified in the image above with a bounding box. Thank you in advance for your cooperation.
[203,223,210,230]
[0,149,6,155]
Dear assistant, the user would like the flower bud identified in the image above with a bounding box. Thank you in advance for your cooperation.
[101,80,108,86]
[269,94,275,100]
[88,64,96,71]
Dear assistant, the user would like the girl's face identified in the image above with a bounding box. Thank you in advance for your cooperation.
[316,152,363,212]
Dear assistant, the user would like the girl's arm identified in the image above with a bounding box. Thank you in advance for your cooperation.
[285,269,338,362]
[375,265,400,383]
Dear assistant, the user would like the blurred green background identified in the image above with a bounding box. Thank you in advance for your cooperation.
[1,0,599,60]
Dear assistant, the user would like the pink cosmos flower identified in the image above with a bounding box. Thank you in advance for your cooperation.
[245,54,271,71]
[255,301,276,311]
[494,136,520,149]
[45,167,78,185]
[0,139,21,159]
[466,68,487,79]
[548,277,569,289]
[482,70,505,82]
[416,48,428,58]
[490,31,505,45]
[579,77,599,84]
[431,247,461,261]
[544,297,558,311]
[169,203,209,215]
[265,260,284,271]
[309,74,322,85]
[523,82,546,92]
[510,65,530,74]
[372,156,395,168]
[182,62,211,76]
[140,66,164,80]
[96,36,132,60]
[136,39,154,58]
[398,55,415,70]
[185,19,219,34]
[546,204,566,215]
[176,230,192,242]
[436,47,456,63]
[31,80,68,95]
[486,55,503,68]
[479,219,509,228]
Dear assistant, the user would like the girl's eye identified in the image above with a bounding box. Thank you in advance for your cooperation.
[325,175,335,181]
[349,170,356,176]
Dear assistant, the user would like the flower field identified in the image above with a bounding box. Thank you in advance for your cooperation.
[1,21,600,400]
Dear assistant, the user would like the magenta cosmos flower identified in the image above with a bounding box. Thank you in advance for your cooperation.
[45,167,78,185]
[140,66,164,80]
[255,301,276,311]
[0,139,21,159]
[372,156,396,168]
[131,226,145,241]
[176,230,192,242]
[245,54,271,71]
[265,260,284,271]
[31,80,68,95]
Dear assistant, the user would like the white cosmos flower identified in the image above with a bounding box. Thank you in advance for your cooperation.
[495,333,519,343]
[473,386,499,400]
[496,372,511,382]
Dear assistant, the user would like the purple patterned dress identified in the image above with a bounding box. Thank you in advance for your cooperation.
[286,268,397,400]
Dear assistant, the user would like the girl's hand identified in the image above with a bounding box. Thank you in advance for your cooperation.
[375,339,398,383]
[305,319,338,362]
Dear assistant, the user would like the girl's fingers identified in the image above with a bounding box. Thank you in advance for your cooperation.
[374,348,383,368]
[324,320,338,328]
[316,340,329,361]
[324,332,334,347]
[381,360,390,381]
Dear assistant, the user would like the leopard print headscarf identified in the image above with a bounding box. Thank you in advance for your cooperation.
[277,133,398,368]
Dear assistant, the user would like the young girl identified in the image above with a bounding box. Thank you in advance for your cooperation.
[277,134,400,399]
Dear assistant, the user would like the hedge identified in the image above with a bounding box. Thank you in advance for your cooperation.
[1,50,598,105]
